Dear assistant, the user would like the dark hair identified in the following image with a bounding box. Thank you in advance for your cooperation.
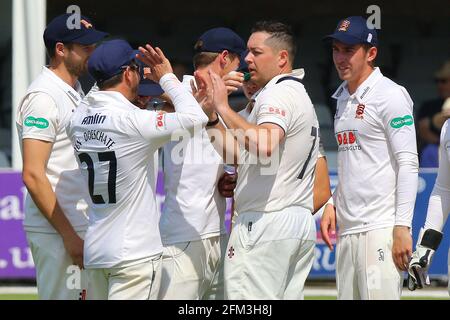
[251,21,297,66]
[98,60,140,90]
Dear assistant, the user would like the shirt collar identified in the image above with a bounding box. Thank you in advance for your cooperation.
[263,68,305,89]
[85,90,138,111]
[332,67,383,103]
[254,68,305,100]
[42,66,84,104]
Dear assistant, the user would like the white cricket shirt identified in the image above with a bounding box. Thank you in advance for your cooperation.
[160,75,226,245]
[424,119,450,232]
[67,73,208,268]
[332,67,418,236]
[16,66,89,233]
[235,70,319,214]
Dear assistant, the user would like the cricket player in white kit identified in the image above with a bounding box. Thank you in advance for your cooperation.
[16,14,107,300]
[207,21,319,300]
[67,39,208,299]
[407,119,450,295]
[158,28,246,300]
[320,16,419,300]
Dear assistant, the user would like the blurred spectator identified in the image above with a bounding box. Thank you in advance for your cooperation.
[417,60,450,167]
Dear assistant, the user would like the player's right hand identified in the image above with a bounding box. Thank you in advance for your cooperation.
[320,203,336,251]
[407,228,443,290]
[137,44,173,82]
[63,233,84,269]
[209,69,229,112]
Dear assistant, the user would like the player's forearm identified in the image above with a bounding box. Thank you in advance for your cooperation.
[217,105,280,157]
[206,121,238,165]
[394,151,419,227]
[159,73,208,126]
[313,157,332,213]
[424,184,450,232]
[22,169,78,239]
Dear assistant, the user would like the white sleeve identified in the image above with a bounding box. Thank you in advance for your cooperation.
[128,73,208,149]
[379,86,419,227]
[424,120,450,231]
[256,88,293,132]
[19,92,58,142]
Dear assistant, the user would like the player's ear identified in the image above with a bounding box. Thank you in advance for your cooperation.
[55,42,65,58]
[278,49,289,69]
[367,46,377,63]
[219,50,229,68]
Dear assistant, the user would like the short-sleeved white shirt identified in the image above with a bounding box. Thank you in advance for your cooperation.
[235,70,319,214]
[16,66,90,233]
[332,67,417,235]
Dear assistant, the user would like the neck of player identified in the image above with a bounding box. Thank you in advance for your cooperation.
[347,66,375,95]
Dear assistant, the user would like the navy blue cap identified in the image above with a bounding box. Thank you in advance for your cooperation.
[138,79,164,97]
[88,39,137,83]
[323,16,378,47]
[194,27,246,55]
[43,13,108,50]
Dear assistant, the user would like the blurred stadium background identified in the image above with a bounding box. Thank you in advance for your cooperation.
[0,0,449,299]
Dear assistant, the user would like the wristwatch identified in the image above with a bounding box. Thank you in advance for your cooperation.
[206,113,220,127]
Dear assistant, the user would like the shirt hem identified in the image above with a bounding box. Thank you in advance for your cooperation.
[338,222,395,236]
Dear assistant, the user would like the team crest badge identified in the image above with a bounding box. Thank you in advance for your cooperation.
[338,20,350,32]
[80,19,93,29]
[355,104,365,119]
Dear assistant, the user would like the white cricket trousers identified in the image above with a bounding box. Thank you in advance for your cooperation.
[87,254,162,300]
[224,206,316,300]
[336,227,403,300]
[158,234,228,300]
[26,231,88,300]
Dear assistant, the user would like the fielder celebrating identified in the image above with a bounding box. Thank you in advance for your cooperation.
[320,16,419,300]
[207,21,319,299]
[16,13,107,299]
[408,119,450,295]
[158,27,246,300]
[67,39,209,299]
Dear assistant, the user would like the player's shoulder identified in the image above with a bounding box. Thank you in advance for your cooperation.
[375,76,409,97]
[372,76,412,107]
[21,91,57,111]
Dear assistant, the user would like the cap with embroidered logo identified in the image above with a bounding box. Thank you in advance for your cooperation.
[323,16,378,47]
[44,13,108,50]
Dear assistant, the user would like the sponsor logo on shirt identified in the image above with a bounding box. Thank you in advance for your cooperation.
[334,87,344,98]
[390,115,413,129]
[336,130,361,152]
[359,86,370,100]
[81,113,106,125]
[355,104,365,119]
[156,112,166,130]
[24,116,49,129]
[67,90,79,102]
[267,107,286,117]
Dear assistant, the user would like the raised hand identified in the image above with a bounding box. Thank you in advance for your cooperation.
[137,44,173,82]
